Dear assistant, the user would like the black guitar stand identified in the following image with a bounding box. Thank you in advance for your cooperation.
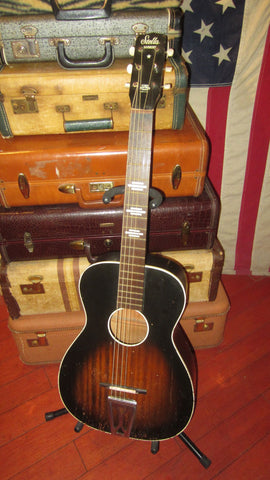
[45,186,211,469]
[45,407,211,469]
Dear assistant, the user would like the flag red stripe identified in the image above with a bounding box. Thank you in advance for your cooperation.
[206,86,231,196]
[234,26,270,274]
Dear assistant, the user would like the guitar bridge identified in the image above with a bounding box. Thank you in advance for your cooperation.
[107,396,137,437]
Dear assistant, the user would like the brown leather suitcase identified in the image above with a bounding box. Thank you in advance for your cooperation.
[0,57,188,137]
[1,237,223,319]
[0,105,209,208]
[7,281,230,364]
[0,178,220,263]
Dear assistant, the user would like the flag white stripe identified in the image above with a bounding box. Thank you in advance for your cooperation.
[251,143,270,275]
[188,88,209,129]
[217,0,270,274]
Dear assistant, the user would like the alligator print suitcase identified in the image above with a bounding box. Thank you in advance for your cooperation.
[0,105,209,209]
[0,178,220,263]
[0,3,182,70]
[1,238,223,319]
[0,57,188,137]
[7,281,230,364]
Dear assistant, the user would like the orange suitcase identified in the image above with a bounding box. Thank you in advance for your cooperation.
[0,105,209,209]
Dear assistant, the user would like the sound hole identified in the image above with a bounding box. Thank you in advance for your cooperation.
[108,308,149,346]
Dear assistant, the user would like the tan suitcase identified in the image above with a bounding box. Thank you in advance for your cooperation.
[7,282,230,364]
[0,57,187,137]
[1,239,224,319]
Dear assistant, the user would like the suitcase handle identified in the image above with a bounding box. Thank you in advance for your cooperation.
[58,184,123,209]
[50,0,112,20]
[56,39,114,69]
[64,117,113,132]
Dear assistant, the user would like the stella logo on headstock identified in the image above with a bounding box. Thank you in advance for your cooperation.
[140,34,160,46]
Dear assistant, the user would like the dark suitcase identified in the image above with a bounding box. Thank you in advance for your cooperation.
[0,178,220,263]
[0,105,209,209]
[0,3,182,70]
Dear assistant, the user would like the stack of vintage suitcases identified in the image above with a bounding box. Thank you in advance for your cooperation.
[0,0,230,365]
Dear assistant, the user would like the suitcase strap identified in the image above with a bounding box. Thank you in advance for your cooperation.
[0,261,20,319]
[0,93,13,138]
[170,56,188,130]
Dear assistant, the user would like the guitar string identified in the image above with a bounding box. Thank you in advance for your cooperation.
[110,88,140,396]
[111,45,158,401]
[123,52,147,393]
[112,58,143,397]
[122,49,156,396]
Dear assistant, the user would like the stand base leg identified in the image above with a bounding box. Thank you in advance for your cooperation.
[45,409,211,468]
[178,432,211,469]
[151,434,211,469]
[45,408,84,433]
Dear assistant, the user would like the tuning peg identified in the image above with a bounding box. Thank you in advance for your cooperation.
[167,48,174,58]
[126,64,133,74]
[129,46,135,56]
[163,83,172,90]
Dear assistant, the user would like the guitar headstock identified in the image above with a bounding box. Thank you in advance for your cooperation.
[129,33,167,111]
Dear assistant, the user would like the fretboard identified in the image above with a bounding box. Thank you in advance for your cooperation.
[117,109,154,311]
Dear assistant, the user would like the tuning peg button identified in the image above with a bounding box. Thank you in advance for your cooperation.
[129,46,135,56]
[127,64,133,74]
[163,83,172,90]
[167,48,174,58]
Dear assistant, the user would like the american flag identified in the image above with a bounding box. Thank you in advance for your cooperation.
[181,0,270,275]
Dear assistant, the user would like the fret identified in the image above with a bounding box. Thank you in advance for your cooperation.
[118,269,144,277]
[117,106,155,311]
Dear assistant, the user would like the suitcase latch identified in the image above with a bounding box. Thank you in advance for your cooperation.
[11,87,39,114]
[181,221,190,246]
[12,26,40,59]
[171,165,182,190]
[24,232,34,253]
[194,319,214,332]
[27,332,48,348]
[132,23,148,34]
[20,275,45,295]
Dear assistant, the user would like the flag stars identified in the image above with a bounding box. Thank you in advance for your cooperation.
[182,49,193,64]
[213,44,232,65]
[181,0,194,13]
[215,0,236,14]
[194,19,214,42]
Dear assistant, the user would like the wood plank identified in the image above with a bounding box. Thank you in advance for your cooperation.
[76,436,184,480]
[0,387,62,447]
[0,368,51,415]
[187,351,270,440]
[8,442,86,480]
[143,389,270,479]
[1,409,85,480]
[213,433,270,479]
[196,321,270,398]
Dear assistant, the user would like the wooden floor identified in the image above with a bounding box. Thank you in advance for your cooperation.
[0,274,270,479]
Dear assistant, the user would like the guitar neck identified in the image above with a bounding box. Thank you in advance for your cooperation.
[117,109,154,311]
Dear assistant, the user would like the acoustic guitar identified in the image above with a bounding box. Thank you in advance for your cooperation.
[58,33,196,441]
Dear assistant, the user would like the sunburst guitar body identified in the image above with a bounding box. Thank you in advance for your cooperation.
[58,33,197,442]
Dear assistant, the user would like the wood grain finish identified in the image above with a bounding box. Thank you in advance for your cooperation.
[59,257,196,441]
[0,275,270,478]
